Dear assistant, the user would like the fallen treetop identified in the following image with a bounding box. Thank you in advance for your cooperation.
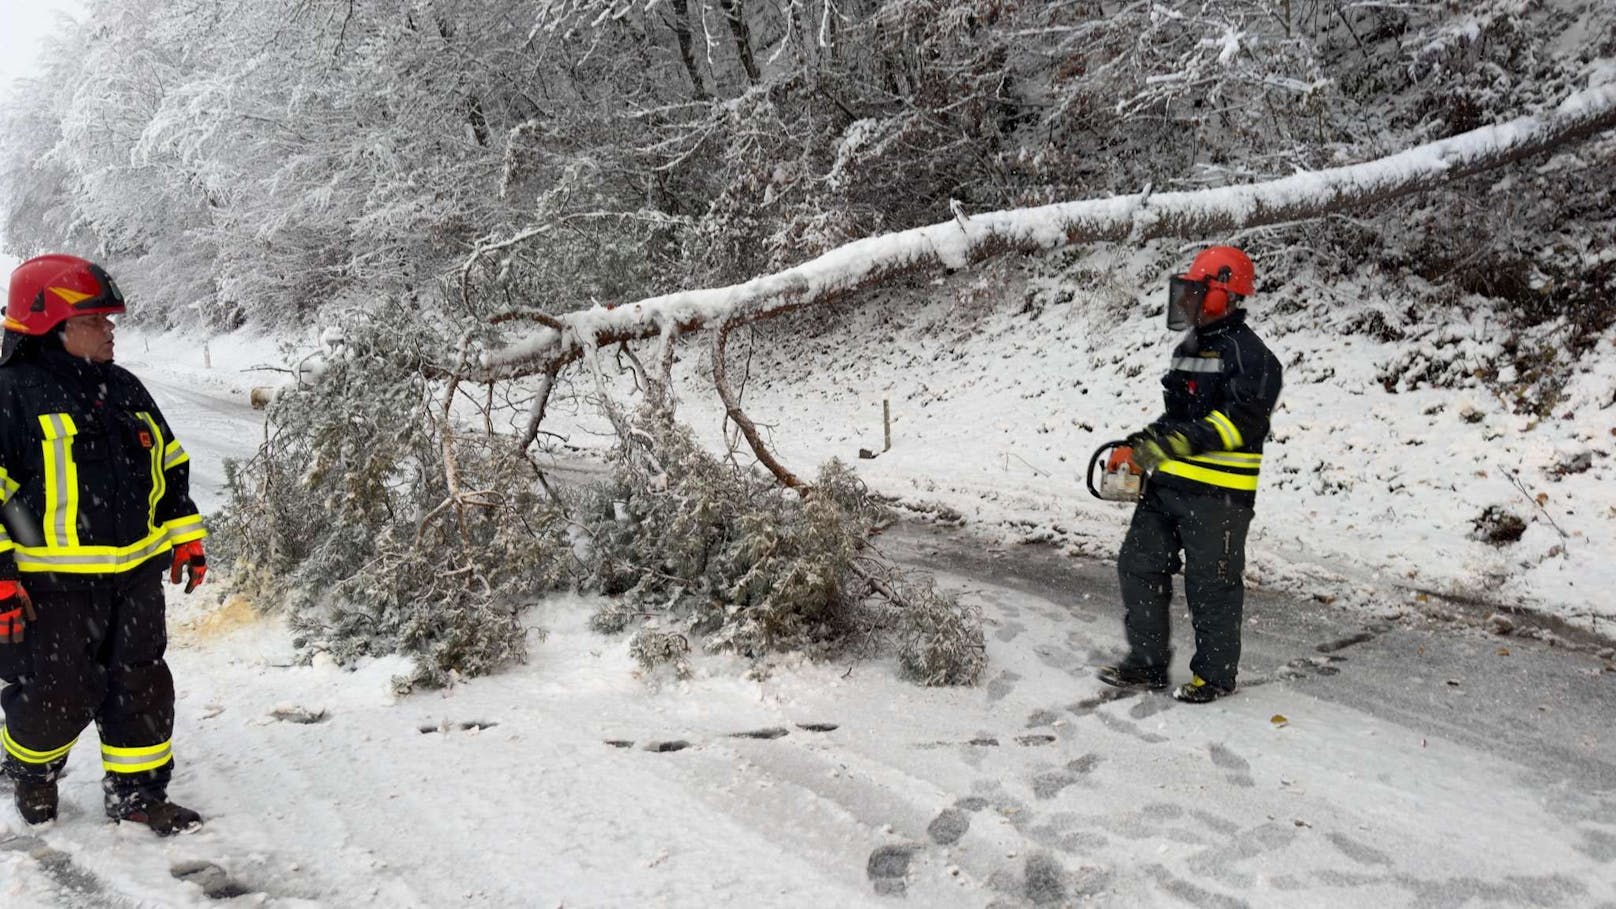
[475,80,1616,382]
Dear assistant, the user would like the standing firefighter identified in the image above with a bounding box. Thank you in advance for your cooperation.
[0,254,207,833]
[1098,245,1283,703]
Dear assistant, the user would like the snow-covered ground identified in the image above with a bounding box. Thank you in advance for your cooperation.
[3,260,1615,907]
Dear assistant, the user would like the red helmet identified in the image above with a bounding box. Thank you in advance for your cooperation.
[1184,245,1255,317]
[1167,245,1255,329]
[5,254,126,337]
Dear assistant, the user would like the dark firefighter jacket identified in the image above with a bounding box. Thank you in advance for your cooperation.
[0,349,206,590]
[1147,309,1284,506]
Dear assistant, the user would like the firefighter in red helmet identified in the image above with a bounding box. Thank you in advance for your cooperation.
[0,254,206,834]
[1098,245,1283,703]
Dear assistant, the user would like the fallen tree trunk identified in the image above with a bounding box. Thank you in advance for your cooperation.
[472,81,1616,385]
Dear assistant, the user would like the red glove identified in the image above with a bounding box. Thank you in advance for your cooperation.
[169,541,207,593]
[0,580,35,644]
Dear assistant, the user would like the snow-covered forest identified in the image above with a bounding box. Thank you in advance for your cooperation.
[2,0,1615,904]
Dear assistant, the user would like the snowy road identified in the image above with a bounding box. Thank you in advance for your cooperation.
[134,370,266,514]
[2,364,1613,906]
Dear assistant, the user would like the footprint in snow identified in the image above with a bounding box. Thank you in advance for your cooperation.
[172,860,259,900]
[1067,687,1138,716]
[269,706,328,725]
[418,719,499,734]
[927,808,970,845]
[730,727,790,740]
[1206,743,1255,788]
[603,723,837,751]
[865,844,919,896]
[1025,708,1062,728]
[985,670,1021,703]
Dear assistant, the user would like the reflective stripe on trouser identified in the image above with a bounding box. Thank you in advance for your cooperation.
[1,721,77,763]
[103,740,173,774]
[1117,484,1254,689]
[0,561,175,785]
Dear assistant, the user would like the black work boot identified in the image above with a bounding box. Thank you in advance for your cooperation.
[108,795,203,836]
[5,753,62,825]
[104,778,203,836]
[14,778,58,825]
[1173,675,1236,704]
[1097,663,1170,691]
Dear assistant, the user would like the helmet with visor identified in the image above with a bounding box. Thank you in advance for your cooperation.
[1166,245,1255,330]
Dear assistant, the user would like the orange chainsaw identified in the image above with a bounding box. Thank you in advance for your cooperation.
[1086,440,1143,503]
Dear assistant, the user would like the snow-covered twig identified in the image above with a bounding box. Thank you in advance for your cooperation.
[1500,463,1571,543]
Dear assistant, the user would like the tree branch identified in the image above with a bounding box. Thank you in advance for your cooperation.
[712,321,803,490]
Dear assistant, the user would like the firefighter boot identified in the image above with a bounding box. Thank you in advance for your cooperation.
[4,754,61,825]
[14,778,58,825]
[1173,675,1236,704]
[1097,663,1169,691]
[104,777,203,836]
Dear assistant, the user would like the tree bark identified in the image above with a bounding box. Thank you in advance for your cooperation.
[718,0,761,84]
[669,0,710,101]
[466,95,490,147]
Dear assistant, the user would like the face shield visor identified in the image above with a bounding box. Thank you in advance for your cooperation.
[1166,276,1207,331]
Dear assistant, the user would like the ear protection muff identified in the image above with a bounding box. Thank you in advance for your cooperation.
[1201,266,1235,319]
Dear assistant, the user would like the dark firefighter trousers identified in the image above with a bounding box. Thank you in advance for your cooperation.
[1117,484,1255,691]
[0,560,176,799]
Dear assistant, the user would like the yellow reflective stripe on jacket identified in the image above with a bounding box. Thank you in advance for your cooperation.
[0,465,14,556]
[16,527,175,574]
[137,413,167,533]
[1183,451,1261,469]
[1170,356,1222,374]
[2,726,78,766]
[163,513,208,545]
[1155,458,1261,491]
[163,438,189,470]
[19,411,207,575]
[1203,410,1243,449]
[102,740,173,774]
[38,413,80,549]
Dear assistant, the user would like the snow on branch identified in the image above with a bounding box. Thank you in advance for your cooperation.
[475,82,1616,382]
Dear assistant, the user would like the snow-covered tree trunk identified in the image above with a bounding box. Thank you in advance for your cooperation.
[475,82,1616,385]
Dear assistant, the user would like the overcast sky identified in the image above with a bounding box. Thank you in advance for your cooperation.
[0,0,81,96]
[1,0,85,281]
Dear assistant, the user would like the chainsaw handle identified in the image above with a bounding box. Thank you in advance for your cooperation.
[1086,439,1132,500]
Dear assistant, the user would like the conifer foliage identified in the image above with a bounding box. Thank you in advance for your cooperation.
[579,412,983,684]
[211,306,571,690]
